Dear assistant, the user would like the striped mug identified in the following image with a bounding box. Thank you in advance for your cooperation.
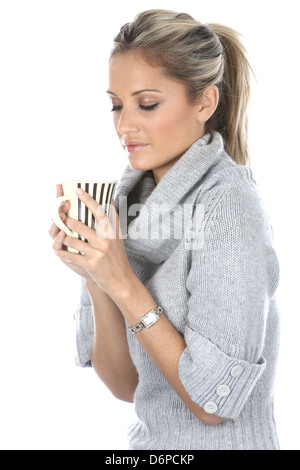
[52,180,117,252]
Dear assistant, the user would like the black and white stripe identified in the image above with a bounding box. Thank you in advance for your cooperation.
[77,182,116,242]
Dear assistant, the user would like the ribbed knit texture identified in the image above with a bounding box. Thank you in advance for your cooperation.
[75,133,280,450]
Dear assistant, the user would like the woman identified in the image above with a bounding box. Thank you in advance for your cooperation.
[49,10,280,450]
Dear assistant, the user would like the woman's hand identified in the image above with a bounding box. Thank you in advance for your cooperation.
[49,185,94,281]
[54,188,135,300]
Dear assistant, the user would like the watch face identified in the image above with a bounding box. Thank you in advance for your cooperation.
[142,311,157,327]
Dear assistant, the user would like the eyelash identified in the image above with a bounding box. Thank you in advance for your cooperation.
[111,103,159,112]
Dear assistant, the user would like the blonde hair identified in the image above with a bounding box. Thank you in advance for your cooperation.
[111,10,252,166]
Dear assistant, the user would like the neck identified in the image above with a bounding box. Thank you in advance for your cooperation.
[151,133,206,184]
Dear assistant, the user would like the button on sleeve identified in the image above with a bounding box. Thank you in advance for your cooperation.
[204,402,218,414]
[178,326,266,419]
[216,385,231,397]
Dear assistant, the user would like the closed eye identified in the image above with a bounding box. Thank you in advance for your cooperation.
[111,105,122,112]
[139,103,159,111]
[111,103,159,112]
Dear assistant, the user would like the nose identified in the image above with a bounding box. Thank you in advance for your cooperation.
[117,109,139,135]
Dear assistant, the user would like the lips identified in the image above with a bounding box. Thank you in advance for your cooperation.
[124,141,148,153]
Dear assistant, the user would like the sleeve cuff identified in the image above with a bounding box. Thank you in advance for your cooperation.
[178,326,266,419]
[74,304,94,368]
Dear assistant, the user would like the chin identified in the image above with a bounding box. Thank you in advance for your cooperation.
[129,163,152,172]
[128,156,152,172]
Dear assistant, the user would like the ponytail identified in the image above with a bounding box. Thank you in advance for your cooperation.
[111,10,253,166]
[207,24,252,165]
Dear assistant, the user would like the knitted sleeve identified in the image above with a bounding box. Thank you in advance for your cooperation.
[74,277,94,367]
[178,183,280,419]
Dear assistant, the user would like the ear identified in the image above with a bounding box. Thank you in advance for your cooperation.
[197,85,219,123]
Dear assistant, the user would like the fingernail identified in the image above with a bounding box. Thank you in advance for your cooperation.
[60,213,66,221]
[59,201,65,207]
[76,188,84,195]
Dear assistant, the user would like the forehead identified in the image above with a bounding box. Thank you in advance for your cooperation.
[109,52,164,85]
[108,51,188,98]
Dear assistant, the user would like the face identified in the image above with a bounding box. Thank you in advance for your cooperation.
[107,52,205,183]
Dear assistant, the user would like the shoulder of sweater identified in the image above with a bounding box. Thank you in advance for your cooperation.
[200,150,255,189]
[195,153,259,205]
[194,154,272,231]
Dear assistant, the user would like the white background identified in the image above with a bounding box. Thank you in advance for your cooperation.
[0,0,299,450]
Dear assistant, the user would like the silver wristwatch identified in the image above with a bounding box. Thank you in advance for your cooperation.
[129,306,163,335]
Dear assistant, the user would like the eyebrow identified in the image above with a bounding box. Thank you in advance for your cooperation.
[107,89,163,97]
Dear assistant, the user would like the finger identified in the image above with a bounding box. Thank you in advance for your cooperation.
[56,184,63,197]
[77,188,108,223]
[64,215,98,243]
[108,203,122,238]
[49,213,65,239]
[96,217,115,240]
[49,211,67,239]
[62,235,93,254]
[55,246,89,268]
[52,230,66,251]
[49,221,59,239]
[96,205,120,240]
[58,199,70,215]
[96,203,106,219]
[97,202,123,240]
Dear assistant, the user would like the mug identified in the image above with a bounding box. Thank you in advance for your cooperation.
[52,180,117,252]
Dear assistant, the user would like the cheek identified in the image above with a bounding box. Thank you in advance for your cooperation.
[149,111,190,144]
[148,113,182,139]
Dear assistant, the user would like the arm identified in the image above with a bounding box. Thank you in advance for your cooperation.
[112,273,225,425]
[87,276,220,423]
[86,280,139,403]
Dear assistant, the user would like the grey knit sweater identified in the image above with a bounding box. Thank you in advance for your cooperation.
[75,132,280,450]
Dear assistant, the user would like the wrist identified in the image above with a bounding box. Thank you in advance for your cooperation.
[110,273,158,325]
[85,279,101,294]
[111,271,145,304]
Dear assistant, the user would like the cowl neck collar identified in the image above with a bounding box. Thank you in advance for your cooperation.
[114,132,224,264]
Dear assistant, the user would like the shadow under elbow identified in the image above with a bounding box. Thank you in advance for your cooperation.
[198,413,226,426]
[111,389,135,403]
[189,401,226,425]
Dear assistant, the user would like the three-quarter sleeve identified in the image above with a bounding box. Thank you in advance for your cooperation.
[74,277,94,367]
[178,183,280,419]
